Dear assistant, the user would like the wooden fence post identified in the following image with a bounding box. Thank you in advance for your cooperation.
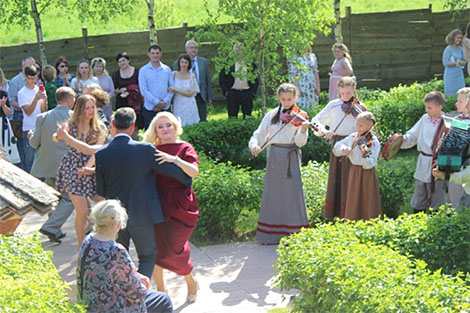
[428,4,433,80]
[344,6,352,49]
[82,27,89,60]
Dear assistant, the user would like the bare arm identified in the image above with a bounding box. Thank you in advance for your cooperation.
[22,91,46,116]
[56,124,104,155]
[155,150,199,177]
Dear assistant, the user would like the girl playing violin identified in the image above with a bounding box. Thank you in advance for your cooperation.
[249,83,310,245]
[311,76,367,219]
[333,111,382,220]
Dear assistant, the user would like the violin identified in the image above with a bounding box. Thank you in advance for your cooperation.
[341,94,366,118]
[357,132,373,158]
[280,105,319,131]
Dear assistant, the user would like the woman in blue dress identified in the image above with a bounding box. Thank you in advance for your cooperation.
[443,29,466,97]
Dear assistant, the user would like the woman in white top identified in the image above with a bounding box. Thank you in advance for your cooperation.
[91,57,114,120]
[71,59,99,96]
[168,54,200,126]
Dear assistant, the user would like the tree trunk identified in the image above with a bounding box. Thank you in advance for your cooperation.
[334,0,342,43]
[30,0,47,65]
[259,0,267,115]
[146,0,158,44]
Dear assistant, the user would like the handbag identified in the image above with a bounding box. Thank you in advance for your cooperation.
[2,117,21,164]
[127,84,144,114]
[9,119,23,139]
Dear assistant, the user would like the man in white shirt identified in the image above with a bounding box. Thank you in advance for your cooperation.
[18,65,47,173]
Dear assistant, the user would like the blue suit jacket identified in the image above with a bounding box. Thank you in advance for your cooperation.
[95,135,192,225]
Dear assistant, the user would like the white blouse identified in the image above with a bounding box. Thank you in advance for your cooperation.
[249,107,308,150]
[333,132,380,169]
[311,98,364,137]
[401,113,442,183]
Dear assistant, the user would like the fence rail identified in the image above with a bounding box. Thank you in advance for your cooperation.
[1,6,469,100]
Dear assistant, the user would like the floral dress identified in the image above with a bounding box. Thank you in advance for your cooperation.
[288,53,319,108]
[56,124,98,197]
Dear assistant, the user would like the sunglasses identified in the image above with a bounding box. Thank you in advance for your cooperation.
[59,64,68,68]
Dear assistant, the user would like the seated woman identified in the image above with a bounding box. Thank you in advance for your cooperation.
[77,199,173,313]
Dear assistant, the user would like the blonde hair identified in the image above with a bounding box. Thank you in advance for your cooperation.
[91,57,109,76]
[76,59,92,81]
[0,67,7,88]
[68,94,107,144]
[446,29,463,45]
[85,83,110,108]
[337,76,357,88]
[357,111,376,125]
[332,43,352,64]
[92,199,127,231]
[42,65,57,82]
[142,112,183,146]
[457,87,470,97]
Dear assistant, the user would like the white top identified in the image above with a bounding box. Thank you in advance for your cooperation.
[450,167,470,195]
[248,107,308,150]
[333,132,380,169]
[401,113,441,183]
[70,77,99,95]
[311,98,363,137]
[18,85,44,131]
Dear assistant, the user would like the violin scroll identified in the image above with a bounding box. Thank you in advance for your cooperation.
[280,105,319,131]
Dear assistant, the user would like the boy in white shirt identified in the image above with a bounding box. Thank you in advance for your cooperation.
[18,65,46,173]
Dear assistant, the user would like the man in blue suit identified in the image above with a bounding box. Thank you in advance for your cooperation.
[95,107,192,278]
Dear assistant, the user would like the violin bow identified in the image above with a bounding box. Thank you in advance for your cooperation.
[332,91,363,135]
[252,110,304,158]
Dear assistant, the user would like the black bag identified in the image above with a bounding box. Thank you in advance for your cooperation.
[9,119,23,139]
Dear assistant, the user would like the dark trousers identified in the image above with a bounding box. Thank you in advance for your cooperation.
[195,93,207,122]
[145,290,173,313]
[117,223,157,279]
[143,107,170,130]
[227,89,254,118]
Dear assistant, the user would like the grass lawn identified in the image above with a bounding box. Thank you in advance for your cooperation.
[1,0,447,46]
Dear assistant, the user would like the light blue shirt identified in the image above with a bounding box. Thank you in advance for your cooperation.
[7,72,25,104]
[138,61,174,111]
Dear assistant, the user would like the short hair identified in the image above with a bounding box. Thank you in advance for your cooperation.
[148,44,162,52]
[22,56,35,67]
[42,65,57,82]
[446,29,463,45]
[424,91,445,106]
[276,82,298,97]
[55,87,75,103]
[91,57,109,76]
[457,87,470,97]
[357,111,376,125]
[115,52,130,62]
[91,199,128,231]
[337,76,357,88]
[177,54,192,71]
[24,65,38,77]
[185,40,198,48]
[54,56,69,72]
[114,107,136,130]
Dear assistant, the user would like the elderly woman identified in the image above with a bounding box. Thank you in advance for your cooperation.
[77,200,173,313]
[91,57,114,120]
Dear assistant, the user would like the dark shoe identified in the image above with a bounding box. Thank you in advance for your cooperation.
[39,229,62,243]
[57,232,66,239]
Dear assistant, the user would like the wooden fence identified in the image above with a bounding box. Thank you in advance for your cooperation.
[1,6,469,101]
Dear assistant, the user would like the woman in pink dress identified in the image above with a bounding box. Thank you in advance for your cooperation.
[329,43,354,101]
[142,112,199,303]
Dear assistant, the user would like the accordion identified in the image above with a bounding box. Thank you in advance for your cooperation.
[437,119,470,172]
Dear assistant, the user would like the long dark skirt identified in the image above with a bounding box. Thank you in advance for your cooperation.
[256,144,309,245]
[324,135,351,219]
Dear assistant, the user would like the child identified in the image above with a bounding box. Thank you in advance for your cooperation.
[400,91,448,213]
[329,43,354,101]
[333,111,381,220]
[249,83,310,244]
[42,65,58,110]
[312,76,366,219]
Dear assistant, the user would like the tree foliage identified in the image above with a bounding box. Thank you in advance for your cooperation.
[195,0,334,113]
[444,0,470,13]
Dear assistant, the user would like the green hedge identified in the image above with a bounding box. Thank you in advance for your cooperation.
[275,210,470,312]
[193,156,416,241]
[0,235,85,312]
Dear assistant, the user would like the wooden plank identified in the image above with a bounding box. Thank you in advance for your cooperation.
[0,183,30,213]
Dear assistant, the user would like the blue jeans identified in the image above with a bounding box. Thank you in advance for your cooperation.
[18,130,35,173]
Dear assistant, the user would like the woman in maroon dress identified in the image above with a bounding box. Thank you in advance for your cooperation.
[142,111,199,303]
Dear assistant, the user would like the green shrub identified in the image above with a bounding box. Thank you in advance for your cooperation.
[275,218,470,313]
[0,235,85,312]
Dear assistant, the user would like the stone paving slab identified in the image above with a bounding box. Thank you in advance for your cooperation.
[16,212,294,312]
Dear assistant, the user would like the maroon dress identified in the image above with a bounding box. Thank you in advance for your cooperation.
[154,142,199,276]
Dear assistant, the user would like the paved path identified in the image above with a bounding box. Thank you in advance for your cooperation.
[17,212,294,312]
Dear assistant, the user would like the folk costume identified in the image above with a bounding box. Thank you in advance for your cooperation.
[333,132,382,220]
[401,113,448,212]
[312,98,366,219]
[249,106,309,244]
